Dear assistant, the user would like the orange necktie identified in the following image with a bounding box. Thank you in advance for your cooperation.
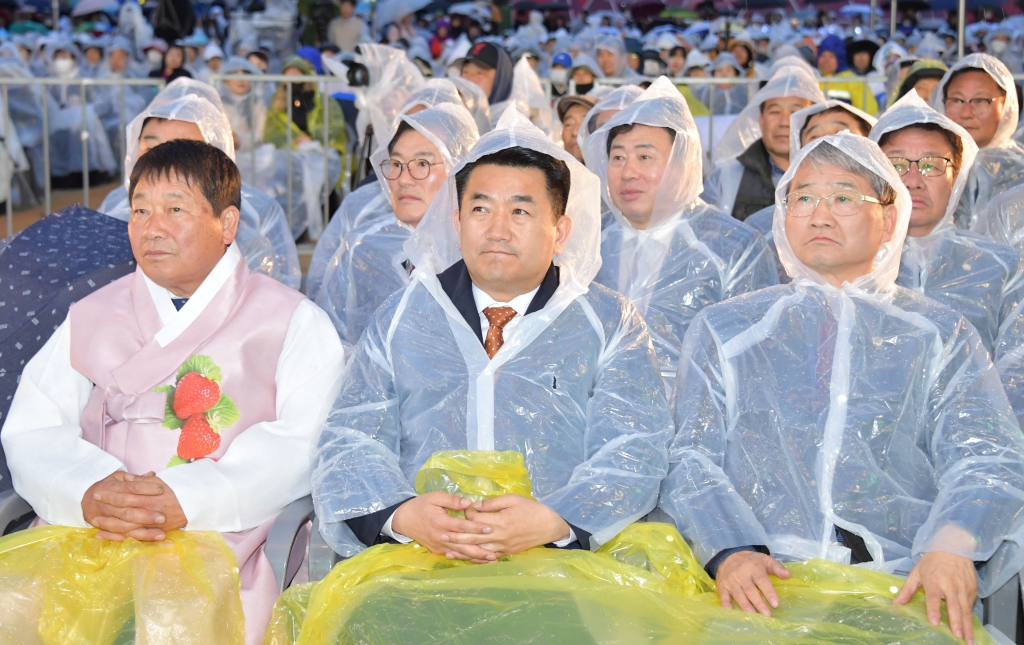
[483,306,516,359]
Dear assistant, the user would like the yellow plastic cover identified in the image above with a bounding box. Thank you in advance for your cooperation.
[266,450,995,645]
[0,525,245,645]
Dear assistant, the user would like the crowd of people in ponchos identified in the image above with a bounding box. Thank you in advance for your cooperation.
[4,2,1024,642]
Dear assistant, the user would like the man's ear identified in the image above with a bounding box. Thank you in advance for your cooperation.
[552,214,573,256]
[219,205,241,245]
[880,203,898,244]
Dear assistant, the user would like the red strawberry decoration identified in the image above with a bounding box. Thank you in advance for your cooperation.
[173,371,221,419]
[159,355,240,468]
[177,414,222,461]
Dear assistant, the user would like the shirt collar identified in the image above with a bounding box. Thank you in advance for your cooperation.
[472,282,540,317]
[142,243,242,347]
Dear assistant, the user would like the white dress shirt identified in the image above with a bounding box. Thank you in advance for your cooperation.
[1,244,346,532]
[381,279,575,547]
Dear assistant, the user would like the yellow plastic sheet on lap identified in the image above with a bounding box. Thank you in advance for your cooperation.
[265,450,994,645]
[0,525,245,645]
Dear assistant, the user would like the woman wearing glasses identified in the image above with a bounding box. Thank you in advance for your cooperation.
[931,53,1024,220]
[873,92,1024,431]
[315,104,480,348]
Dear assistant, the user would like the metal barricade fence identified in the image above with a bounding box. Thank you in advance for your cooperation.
[3,72,1021,241]
[0,76,166,237]
[210,73,343,241]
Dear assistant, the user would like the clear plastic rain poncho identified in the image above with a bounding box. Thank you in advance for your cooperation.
[692,53,749,116]
[788,99,877,154]
[43,38,118,178]
[932,53,1024,222]
[658,131,1024,598]
[872,93,1024,427]
[97,94,302,289]
[315,103,479,345]
[448,76,492,135]
[91,39,149,164]
[495,55,554,135]
[702,65,824,216]
[311,106,671,556]
[578,83,643,144]
[583,77,777,390]
[0,61,30,205]
[305,78,485,299]
[219,56,267,152]
[0,58,46,191]
[324,44,425,148]
[596,35,637,78]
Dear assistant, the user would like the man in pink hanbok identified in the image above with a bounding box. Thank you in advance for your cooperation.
[1,139,344,644]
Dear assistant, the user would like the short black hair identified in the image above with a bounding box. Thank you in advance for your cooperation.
[943,67,1006,102]
[129,139,242,216]
[455,146,570,219]
[388,120,415,155]
[606,122,676,156]
[799,106,873,141]
[878,122,965,174]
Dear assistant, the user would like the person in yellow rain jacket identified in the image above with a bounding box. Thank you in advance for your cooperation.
[816,35,879,115]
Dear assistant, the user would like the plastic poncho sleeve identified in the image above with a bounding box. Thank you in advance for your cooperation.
[265,91,348,158]
[536,293,671,546]
[913,314,1024,592]
[993,253,1024,426]
[312,295,417,553]
[719,220,779,300]
[660,311,770,565]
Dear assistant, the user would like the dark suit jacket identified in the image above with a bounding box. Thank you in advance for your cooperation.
[344,260,592,550]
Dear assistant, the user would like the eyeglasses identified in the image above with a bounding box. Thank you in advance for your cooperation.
[943,97,998,112]
[380,159,442,181]
[888,156,952,177]
[784,190,882,218]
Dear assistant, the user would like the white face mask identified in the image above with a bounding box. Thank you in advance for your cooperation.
[53,57,75,77]
[446,65,461,79]
[990,39,1008,54]
[549,68,568,85]
[147,50,164,66]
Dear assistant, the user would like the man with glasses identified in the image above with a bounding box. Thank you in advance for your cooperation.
[315,104,479,346]
[932,54,1024,219]
[658,131,1024,645]
[873,93,1024,427]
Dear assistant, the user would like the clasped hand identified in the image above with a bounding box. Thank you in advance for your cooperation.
[81,471,187,542]
[391,492,571,564]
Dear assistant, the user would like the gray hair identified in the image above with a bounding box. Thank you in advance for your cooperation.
[795,142,897,206]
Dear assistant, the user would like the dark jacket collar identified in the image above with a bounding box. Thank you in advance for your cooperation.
[436,259,561,344]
